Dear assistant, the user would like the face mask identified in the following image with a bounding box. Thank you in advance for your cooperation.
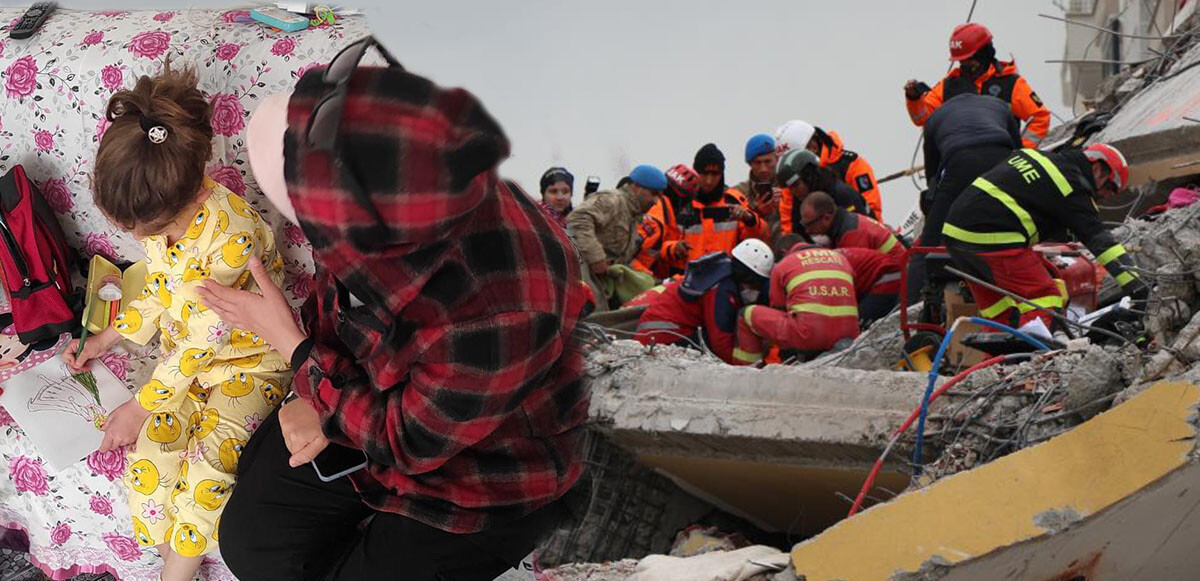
[740,288,760,303]
[811,235,832,248]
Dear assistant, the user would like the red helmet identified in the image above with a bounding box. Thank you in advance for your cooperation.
[665,164,700,197]
[949,23,993,61]
[1084,143,1130,191]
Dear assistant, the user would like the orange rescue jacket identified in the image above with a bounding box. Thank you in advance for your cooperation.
[680,188,769,263]
[819,131,883,220]
[906,60,1050,149]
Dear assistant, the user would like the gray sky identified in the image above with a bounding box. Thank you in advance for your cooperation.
[53,1,1071,223]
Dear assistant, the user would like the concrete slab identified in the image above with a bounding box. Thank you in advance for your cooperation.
[787,381,1200,581]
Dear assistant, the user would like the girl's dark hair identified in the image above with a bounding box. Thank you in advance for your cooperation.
[93,60,213,232]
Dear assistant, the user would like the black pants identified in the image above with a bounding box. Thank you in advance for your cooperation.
[859,292,899,328]
[219,410,571,581]
[908,145,1013,303]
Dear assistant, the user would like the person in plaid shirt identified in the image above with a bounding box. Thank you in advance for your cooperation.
[200,38,589,580]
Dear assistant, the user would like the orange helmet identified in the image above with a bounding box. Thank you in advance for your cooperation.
[949,23,993,61]
[665,164,700,198]
[1084,143,1130,191]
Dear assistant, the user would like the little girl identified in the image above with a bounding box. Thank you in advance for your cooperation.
[65,63,291,581]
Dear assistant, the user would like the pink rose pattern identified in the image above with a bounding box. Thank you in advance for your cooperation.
[128,30,170,60]
[40,178,73,213]
[98,351,131,381]
[33,129,53,151]
[50,522,71,546]
[84,231,118,260]
[5,55,38,99]
[100,64,123,90]
[295,61,323,80]
[285,224,306,246]
[95,115,110,142]
[215,42,240,61]
[9,455,50,496]
[208,164,245,196]
[102,532,143,561]
[221,9,251,23]
[82,31,104,46]
[85,448,126,481]
[0,406,14,428]
[271,37,296,57]
[291,272,313,299]
[209,93,245,137]
[153,11,175,22]
[89,494,113,517]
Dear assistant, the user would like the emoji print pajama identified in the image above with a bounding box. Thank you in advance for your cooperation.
[116,178,291,556]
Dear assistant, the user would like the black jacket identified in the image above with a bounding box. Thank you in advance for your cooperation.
[944,148,1147,300]
[924,93,1021,180]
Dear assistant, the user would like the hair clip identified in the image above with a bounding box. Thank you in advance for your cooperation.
[147,126,169,144]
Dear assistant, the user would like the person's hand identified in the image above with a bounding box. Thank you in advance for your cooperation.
[904,79,924,100]
[590,260,609,276]
[63,327,121,372]
[730,205,755,225]
[197,257,306,360]
[669,241,692,261]
[279,398,329,467]
[98,399,150,453]
[753,189,781,217]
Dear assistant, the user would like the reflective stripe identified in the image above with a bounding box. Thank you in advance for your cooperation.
[742,305,758,333]
[1022,149,1073,196]
[636,321,683,332]
[788,303,859,317]
[878,235,899,255]
[713,221,739,233]
[786,269,855,293]
[684,225,704,235]
[979,297,1016,319]
[1016,294,1064,313]
[942,223,1028,245]
[871,272,902,291]
[1096,245,1127,266]
[973,177,1038,242]
[1021,130,1045,145]
[732,348,762,363]
[1116,271,1138,286]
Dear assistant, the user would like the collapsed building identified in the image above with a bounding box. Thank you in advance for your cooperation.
[537,11,1200,581]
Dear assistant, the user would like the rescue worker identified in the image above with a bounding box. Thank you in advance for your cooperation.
[733,244,859,365]
[908,91,1023,303]
[686,143,770,261]
[634,164,700,277]
[635,239,774,364]
[775,120,883,220]
[567,164,665,309]
[904,23,1051,149]
[733,133,784,242]
[799,192,904,260]
[776,149,874,236]
[942,144,1149,329]
[776,233,901,329]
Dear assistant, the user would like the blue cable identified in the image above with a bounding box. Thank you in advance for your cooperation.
[911,317,1051,473]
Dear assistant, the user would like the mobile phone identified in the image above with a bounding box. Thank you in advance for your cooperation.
[585,176,600,195]
[753,182,773,195]
[311,443,368,482]
[701,206,732,222]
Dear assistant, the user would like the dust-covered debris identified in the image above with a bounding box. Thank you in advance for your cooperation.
[1033,506,1083,534]
[540,559,640,581]
[888,554,953,581]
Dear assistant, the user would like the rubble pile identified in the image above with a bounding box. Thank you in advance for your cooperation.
[918,344,1137,483]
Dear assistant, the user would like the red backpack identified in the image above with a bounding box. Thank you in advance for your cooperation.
[0,165,77,343]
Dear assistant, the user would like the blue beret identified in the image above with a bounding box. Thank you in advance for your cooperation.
[745,133,776,163]
[629,164,667,191]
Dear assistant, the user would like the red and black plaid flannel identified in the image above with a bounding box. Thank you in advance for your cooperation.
[284,64,590,533]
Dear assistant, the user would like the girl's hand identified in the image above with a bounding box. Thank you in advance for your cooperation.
[278,398,329,467]
[99,398,150,453]
[62,327,121,372]
[197,257,306,360]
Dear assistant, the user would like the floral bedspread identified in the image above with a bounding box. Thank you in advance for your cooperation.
[0,8,370,580]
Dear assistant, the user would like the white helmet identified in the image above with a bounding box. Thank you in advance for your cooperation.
[773,120,816,155]
[731,239,774,279]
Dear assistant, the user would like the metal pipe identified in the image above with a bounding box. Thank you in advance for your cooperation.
[943,266,1134,347]
[1038,12,1183,40]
